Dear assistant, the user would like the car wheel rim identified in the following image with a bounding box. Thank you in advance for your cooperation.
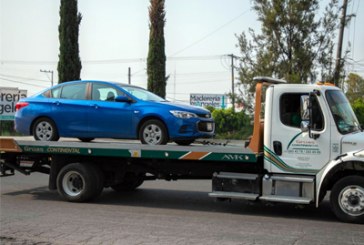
[35,121,53,141]
[62,171,85,197]
[338,185,364,217]
[143,124,162,145]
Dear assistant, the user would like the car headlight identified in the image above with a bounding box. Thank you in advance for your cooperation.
[354,149,364,158]
[170,110,198,119]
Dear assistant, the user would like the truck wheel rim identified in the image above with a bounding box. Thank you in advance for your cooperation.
[35,121,53,141]
[143,124,162,145]
[62,171,85,197]
[338,185,364,217]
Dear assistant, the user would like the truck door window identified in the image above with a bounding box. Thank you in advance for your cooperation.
[280,93,305,128]
[280,93,324,131]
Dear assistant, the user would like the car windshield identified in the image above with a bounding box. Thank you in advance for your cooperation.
[120,85,166,102]
[325,90,361,134]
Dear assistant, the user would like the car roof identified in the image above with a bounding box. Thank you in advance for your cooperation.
[60,80,145,90]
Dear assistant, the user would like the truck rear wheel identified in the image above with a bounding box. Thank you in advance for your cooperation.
[330,175,364,224]
[57,163,103,202]
[111,173,145,192]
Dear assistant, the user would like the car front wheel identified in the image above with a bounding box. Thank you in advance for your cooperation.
[139,119,168,145]
[33,117,59,141]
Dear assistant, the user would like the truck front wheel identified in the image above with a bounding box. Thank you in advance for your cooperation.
[57,163,103,202]
[330,175,364,224]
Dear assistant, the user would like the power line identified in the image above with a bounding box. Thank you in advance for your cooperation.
[0,73,49,82]
[0,55,224,66]
[169,10,250,57]
[0,77,48,88]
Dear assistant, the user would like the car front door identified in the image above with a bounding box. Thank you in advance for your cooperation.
[87,83,133,138]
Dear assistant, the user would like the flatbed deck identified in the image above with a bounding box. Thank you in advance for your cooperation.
[0,137,258,163]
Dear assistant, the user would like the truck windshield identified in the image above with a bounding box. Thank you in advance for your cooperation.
[325,90,361,134]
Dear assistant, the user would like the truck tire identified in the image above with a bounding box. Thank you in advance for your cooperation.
[111,173,145,192]
[330,175,364,224]
[33,117,60,141]
[57,163,104,202]
[139,119,168,145]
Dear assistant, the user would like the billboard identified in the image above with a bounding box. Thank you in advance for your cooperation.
[0,87,27,120]
[190,93,226,109]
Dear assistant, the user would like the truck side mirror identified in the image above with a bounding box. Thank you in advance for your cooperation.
[300,95,310,133]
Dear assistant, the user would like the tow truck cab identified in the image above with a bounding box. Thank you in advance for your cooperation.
[241,77,364,223]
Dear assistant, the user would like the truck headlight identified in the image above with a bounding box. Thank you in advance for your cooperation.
[170,110,198,119]
[354,149,364,158]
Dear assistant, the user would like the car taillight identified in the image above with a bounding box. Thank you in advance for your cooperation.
[15,102,29,111]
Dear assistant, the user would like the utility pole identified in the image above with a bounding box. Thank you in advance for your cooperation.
[228,54,238,112]
[40,69,54,86]
[333,0,348,87]
[128,67,131,84]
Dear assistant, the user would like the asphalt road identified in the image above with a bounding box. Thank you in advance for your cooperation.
[1,172,363,245]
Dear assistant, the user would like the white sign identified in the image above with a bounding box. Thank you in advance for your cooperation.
[190,94,226,109]
[0,87,27,120]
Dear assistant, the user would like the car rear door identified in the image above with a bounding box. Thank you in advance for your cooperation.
[87,83,133,138]
[50,82,89,137]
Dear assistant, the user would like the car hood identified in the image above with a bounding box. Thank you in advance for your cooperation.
[341,131,364,153]
[147,101,210,114]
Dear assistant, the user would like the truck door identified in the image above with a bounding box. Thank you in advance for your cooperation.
[266,90,331,174]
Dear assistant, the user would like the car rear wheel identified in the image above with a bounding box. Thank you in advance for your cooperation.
[139,119,168,145]
[33,117,59,141]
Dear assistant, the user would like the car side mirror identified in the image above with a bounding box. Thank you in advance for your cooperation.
[115,95,132,103]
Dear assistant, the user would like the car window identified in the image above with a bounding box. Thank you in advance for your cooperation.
[51,87,62,98]
[92,83,123,101]
[122,86,165,102]
[60,83,87,100]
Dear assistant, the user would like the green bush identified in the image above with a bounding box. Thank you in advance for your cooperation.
[210,108,253,139]
[0,121,21,136]
[352,99,364,127]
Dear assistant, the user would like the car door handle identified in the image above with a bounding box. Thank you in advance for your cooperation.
[53,101,61,106]
[92,104,99,109]
[273,141,282,156]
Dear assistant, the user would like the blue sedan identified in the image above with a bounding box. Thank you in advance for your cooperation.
[15,80,215,145]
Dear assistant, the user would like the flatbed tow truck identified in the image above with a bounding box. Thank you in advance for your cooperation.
[1,77,364,223]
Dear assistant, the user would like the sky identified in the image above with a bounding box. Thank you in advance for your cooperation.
[1,0,363,103]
